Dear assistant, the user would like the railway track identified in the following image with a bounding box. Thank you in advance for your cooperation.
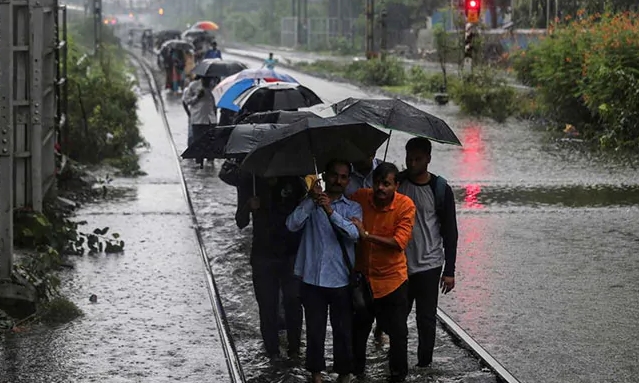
[129,51,247,383]
[127,48,520,383]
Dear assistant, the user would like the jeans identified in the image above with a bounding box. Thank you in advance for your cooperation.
[407,266,442,367]
[301,283,353,374]
[252,256,302,356]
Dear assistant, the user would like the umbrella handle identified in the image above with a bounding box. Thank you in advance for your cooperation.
[383,130,393,162]
[252,173,256,196]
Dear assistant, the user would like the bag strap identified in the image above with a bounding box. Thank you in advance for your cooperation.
[327,213,354,275]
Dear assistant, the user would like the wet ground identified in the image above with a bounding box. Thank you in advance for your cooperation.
[0,79,230,382]
[171,50,639,383]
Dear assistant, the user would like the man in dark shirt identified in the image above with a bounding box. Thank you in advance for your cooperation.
[398,137,458,369]
[235,173,307,361]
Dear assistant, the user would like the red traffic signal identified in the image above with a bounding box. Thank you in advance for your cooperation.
[466,0,480,10]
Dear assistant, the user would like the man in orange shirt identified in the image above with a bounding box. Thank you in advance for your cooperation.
[349,162,416,383]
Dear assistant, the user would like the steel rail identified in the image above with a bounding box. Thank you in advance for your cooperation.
[437,308,520,383]
[129,51,246,383]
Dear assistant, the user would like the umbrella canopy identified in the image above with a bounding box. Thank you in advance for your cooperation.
[192,58,247,78]
[227,82,322,113]
[154,30,181,47]
[216,78,287,109]
[182,29,211,41]
[241,116,390,177]
[213,68,297,101]
[225,124,283,158]
[192,21,219,31]
[332,97,462,146]
[180,123,283,160]
[236,110,320,124]
[159,39,194,56]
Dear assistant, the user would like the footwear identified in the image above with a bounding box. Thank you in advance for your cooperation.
[268,352,283,363]
[287,351,300,363]
[387,375,407,383]
[415,362,432,369]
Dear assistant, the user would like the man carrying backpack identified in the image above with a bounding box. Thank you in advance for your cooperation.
[398,137,458,369]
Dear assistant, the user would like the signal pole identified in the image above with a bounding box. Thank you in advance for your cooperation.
[365,0,374,58]
[463,0,480,72]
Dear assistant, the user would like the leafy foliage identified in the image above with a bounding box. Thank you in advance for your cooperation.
[450,68,517,123]
[13,205,124,303]
[345,57,407,86]
[513,11,639,149]
[65,29,144,175]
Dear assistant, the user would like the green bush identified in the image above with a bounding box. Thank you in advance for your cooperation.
[408,67,460,96]
[65,37,143,171]
[450,68,517,123]
[345,57,406,86]
[514,11,639,149]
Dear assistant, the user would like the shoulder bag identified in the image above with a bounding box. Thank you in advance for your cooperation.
[329,222,374,313]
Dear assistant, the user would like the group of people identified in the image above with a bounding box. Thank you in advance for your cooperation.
[163,39,222,94]
[236,138,458,383]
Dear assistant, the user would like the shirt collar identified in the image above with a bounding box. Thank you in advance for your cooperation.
[366,189,397,212]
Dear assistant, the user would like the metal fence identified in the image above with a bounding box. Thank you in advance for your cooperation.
[281,17,356,50]
[0,0,67,285]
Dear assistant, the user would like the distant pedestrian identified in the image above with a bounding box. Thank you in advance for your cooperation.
[286,159,362,383]
[182,75,217,167]
[235,174,307,363]
[204,41,222,59]
[398,137,458,369]
[349,162,416,383]
[262,52,278,70]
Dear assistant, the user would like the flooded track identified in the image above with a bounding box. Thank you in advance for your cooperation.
[178,50,639,383]
[142,53,500,382]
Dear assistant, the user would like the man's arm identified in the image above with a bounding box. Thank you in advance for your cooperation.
[182,82,201,106]
[286,198,315,232]
[234,181,252,229]
[440,185,458,277]
[327,202,361,241]
[351,200,416,250]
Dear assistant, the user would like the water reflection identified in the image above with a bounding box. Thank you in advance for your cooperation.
[453,216,492,332]
[457,124,488,209]
[454,184,639,208]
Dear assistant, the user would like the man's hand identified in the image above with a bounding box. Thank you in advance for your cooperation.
[440,276,455,294]
[309,179,323,200]
[350,217,367,239]
[317,193,333,215]
[248,196,260,211]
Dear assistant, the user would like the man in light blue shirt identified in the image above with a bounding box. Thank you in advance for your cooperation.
[345,154,383,197]
[286,159,362,383]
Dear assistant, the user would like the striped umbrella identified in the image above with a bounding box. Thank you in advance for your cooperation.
[213,68,297,101]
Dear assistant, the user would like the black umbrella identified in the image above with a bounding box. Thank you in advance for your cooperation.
[241,116,390,177]
[182,29,212,40]
[154,30,182,47]
[180,123,283,160]
[225,124,283,158]
[235,110,321,124]
[181,125,232,160]
[235,82,322,113]
[159,39,194,56]
[192,59,248,78]
[332,97,462,146]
